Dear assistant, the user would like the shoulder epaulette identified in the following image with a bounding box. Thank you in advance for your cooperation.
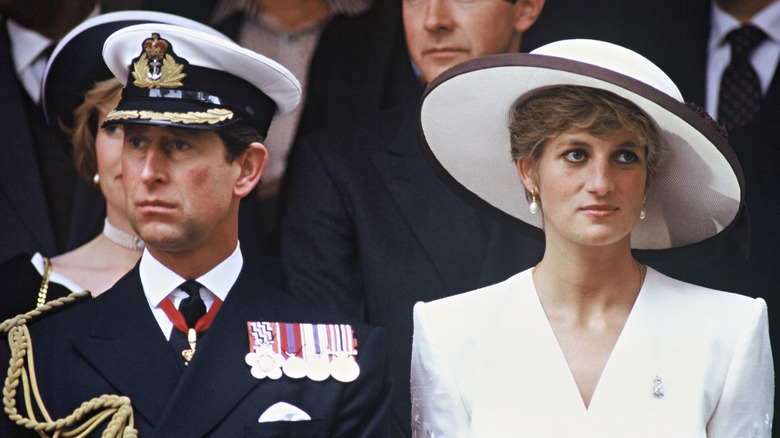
[0,290,92,334]
[1,290,137,438]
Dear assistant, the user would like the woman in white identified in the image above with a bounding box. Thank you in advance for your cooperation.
[411,39,773,437]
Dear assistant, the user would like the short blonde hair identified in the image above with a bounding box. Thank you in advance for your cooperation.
[509,85,662,193]
[64,78,123,183]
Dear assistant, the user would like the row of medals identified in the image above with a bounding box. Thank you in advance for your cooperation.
[245,344,360,383]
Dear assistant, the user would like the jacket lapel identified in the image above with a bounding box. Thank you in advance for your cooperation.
[66,179,105,250]
[0,21,57,255]
[480,223,545,286]
[151,266,278,437]
[69,267,182,427]
[369,108,489,294]
[758,64,780,121]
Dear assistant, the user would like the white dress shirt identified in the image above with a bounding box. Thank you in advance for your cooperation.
[6,19,53,104]
[705,0,780,118]
[5,5,100,103]
[140,243,243,340]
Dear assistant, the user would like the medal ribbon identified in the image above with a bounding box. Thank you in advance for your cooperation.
[160,296,223,334]
[327,324,356,354]
[248,321,275,351]
[280,322,303,358]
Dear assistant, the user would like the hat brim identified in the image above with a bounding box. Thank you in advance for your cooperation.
[417,52,745,252]
[102,97,242,130]
[42,10,229,131]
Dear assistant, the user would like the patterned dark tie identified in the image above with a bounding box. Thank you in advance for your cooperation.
[178,280,206,329]
[169,280,206,369]
[717,25,767,131]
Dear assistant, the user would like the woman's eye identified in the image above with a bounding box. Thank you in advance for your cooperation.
[564,149,585,162]
[103,125,123,135]
[616,151,639,164]
[173,141,189,151]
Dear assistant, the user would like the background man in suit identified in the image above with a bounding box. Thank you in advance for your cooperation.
[0,0,106,263]
[281,0,546,435]
[1,22,390,437]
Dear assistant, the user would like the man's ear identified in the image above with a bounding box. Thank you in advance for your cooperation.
[234,142,268,198]
[513,0,546,34]
[516,158,538,195]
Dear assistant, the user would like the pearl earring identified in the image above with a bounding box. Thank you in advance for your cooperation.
[529,192,540,214]
[639,209,646,220]
[93,173,100,185]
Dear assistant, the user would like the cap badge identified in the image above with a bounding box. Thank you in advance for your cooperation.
[132,33,186,89]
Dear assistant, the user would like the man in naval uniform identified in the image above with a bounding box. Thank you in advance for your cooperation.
[0,22,391,438]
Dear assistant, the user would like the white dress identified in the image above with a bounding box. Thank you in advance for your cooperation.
[411,267,773,437]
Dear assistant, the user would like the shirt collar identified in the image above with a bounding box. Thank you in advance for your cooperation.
[710,0,780,51]
[6,19,52,75]
[6,4,102,75]
[140,243,243,307]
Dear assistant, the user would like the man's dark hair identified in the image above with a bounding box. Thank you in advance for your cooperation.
[216,122,265,162]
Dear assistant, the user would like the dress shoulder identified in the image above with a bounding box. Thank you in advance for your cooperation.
[643,267,767,320]
[416,268,535,320]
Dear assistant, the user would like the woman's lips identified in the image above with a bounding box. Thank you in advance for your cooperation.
[580,204,618,217]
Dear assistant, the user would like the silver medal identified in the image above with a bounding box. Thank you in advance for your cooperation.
[306,354,331,381]
[329,354,360,382]
[283,355,308,379]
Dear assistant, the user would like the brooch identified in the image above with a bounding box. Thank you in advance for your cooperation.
[652,375,665,398]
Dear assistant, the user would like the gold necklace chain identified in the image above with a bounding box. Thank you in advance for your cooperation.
[532,260,646,289]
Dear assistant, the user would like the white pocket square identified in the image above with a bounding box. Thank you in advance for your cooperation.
[258,401,312,423]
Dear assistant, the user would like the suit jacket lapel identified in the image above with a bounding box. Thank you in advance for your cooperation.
[0,21,57,254]
[759,63,780,120]
[151,266,278,437]
[66,179,105,251]
[682,1,710,107]
[69,267,182,427]
[369,108,489,294]
[480,223,545,286]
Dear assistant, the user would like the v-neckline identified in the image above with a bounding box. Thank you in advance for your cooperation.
[528,271,647,414]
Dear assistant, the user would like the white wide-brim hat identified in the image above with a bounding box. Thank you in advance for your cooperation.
[417,39,744,251]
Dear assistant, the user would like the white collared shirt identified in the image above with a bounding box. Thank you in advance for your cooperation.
[140,243,243,340]
[6,5,100,103]
[705,0,780,118]
[7,19,53,104]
